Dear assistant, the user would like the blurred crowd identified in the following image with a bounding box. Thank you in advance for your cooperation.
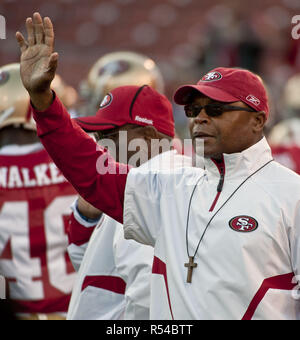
[1,0,300,173]
[0,0,300,138]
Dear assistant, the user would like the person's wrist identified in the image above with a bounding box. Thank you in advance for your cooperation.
[29,88,54,111]
[76,201,102,223]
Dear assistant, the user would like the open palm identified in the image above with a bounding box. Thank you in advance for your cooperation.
[16,13,58,94]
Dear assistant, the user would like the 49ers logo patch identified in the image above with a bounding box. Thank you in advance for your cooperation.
[100,93,113,109]
[229,216,258,233]
[200,71,222,82]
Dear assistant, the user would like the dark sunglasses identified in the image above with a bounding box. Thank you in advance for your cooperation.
[184,103,256,118]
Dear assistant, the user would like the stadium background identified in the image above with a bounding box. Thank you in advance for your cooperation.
[0,0,299,138]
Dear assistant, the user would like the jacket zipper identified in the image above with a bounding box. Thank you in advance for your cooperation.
[209,158,225,212]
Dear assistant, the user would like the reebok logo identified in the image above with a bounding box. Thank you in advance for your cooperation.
[135,116,153,125]
[246,94,260,106]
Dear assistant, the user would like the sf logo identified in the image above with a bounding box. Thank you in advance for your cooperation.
[229,216,258,233]
[201,72,222,82]
[292,15,300,40]
[236,218,253,231]
[0,15,6,40]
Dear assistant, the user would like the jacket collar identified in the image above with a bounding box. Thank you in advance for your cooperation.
[204,137,273,180]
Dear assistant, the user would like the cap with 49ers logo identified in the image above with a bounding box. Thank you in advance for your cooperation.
[174,67,269,118]
[75,85,174,137]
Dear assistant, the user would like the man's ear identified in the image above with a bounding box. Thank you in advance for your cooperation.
[252,111,267,133]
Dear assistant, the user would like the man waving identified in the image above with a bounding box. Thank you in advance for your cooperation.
[16,13,300,320]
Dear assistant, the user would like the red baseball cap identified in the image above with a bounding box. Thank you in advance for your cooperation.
[174,67,269,118]
[75,85,175,137]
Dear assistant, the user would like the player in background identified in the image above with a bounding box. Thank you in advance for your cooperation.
[0,63,77,320]
[67,85,192,320]
[67,52,190,319]
[268,74,300,174]
[67,51,167,270]
[68,52,182,258]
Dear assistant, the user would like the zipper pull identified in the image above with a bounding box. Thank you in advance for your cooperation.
[217,168,224,192]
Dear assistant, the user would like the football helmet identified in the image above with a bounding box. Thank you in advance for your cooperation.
[79,51,165,116]
[51,74,78,109]
[282,74,300,112]
[0,63,35,130]
[268,74,300,146]
[268,117,300,147]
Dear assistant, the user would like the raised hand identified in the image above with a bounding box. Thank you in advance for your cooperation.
[16,12,58,110]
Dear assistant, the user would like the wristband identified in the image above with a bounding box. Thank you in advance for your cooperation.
[75,200,102,224]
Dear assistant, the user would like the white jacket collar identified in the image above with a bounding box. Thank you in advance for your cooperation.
[204,137,273,180]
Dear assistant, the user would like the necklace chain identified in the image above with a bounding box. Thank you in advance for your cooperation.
[186,159,274,260]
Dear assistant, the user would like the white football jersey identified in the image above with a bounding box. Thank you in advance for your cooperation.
[124,138,300,320]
